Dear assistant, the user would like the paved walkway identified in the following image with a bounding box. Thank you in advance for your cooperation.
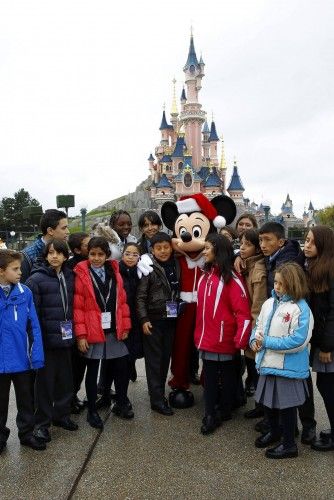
[1,361,333,500]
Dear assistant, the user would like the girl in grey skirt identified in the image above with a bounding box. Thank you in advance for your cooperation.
[250,262,313,459]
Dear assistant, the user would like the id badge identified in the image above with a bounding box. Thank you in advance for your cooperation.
[101,311,111,330]
[166,301,178,318]
[60,320,73,340]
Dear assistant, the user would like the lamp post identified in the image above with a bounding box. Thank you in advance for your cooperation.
[80,206,88,232]
[9,230,16,249]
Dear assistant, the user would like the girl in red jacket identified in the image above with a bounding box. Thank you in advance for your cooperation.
[74,237,131,430]
[194,233,252,435]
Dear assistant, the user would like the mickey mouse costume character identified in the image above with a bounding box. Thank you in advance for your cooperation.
[161,193,236,408]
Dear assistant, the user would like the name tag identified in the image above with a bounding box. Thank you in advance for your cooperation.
[166,301,178,318]
[60,321,73,340]
[101,311,111,330]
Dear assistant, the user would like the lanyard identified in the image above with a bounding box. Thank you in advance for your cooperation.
[90,270,112,312]
[58,273,68,321]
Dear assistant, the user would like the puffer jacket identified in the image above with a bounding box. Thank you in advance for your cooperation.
[194,268,252,354]
[0,283,44,373]
[136,257,179,325]
[309,279,334,352]
[74,260,131,343]
[26,262,75,349]
[250,291,314,379]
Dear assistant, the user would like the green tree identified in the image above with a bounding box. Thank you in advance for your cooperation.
[0,188,41,231]
[317,205,334,228]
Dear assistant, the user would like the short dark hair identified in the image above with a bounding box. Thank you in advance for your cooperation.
[259,222,285,240]
[109,210,132,229]
[40,209,67,235]
[43,239,70,260]
[68,232,89,253]
[123,242,141,254]
[88,236,111,258]
[138,210,162,230]
[0,249,22,270]
[241,229,261,251]
[150,232,172,248]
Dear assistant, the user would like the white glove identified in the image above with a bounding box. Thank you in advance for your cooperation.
[137,253,154,279]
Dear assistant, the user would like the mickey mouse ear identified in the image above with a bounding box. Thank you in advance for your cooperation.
[161,201,179,231]
[211,195,237,226]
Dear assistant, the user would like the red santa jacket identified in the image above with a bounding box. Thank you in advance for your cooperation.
[178,255,204,303]
[73,260,131,343]
[194,268,252,354]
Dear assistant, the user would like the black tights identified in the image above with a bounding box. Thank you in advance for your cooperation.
[85,356,130,411]
[266,406,297,448]
[317,372,334,437]
[202,359,237,418]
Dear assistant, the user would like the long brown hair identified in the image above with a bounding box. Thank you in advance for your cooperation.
[306,225,334,293]
[275,262,308,301]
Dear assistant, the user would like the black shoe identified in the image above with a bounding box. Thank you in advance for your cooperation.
[320,429,332,441]
[255,431,281,449]
[112,403,134,419]
[151,402,174,416]
[0,440,7,454]
[87,411,104,429]
[201,415,221,435]
[301,426,316,445]
[265,443,298,459]
[71,396,85,414]
[190,373,201,386]
[53,417,78,431]
[244,406,265,419]
[95,395,112,410]
[254,418,270,434]
[311,436,334,452]
[34,427,51,443]
[130,365,137,383]
[20,435,47,451]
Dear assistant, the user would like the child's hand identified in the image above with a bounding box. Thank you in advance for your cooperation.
[319,351,332,364]
[142,321,152,335]
[251,342,260,353]
[77,338,89,353]
[122,331,129,340]
[234,256,246,274]
[255,331,263,347]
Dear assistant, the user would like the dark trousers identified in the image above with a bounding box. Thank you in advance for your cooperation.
[71,346,86,396]
[35,348,73,429]
[245,357,259,389]
[202,359,237,418]
[298,373,316,430]
[317,372,334,436]
[266,406,297,448]
[143,319,175,406]
[0,371,35,441]
[85,356,130,411]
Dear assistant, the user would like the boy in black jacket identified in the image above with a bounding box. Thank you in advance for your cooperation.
[136,232,179,416]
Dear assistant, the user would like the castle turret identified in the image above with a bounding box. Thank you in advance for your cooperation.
[208,117,219,167]
[227,159,245,206]
[202,120,210,163]
[170,78,179,135]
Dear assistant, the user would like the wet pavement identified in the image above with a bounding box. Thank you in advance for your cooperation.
[1,361,334,500]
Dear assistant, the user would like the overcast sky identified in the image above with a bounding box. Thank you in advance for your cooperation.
[0,0,333,218]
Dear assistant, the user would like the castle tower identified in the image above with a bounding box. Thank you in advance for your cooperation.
[170,78,179,137]
[227,159,245,206]
[179,31,206,170]
[219,134,227,193]
[209,117,219,167]
[202,120,210,163]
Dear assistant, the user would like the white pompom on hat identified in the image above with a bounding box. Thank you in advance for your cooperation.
[176,193,226,229]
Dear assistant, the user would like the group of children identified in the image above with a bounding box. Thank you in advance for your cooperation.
[0,207,334,462]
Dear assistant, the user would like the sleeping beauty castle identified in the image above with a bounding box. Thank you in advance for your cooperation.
[146,32,316,229]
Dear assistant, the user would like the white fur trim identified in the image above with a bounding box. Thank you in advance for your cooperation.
[213,215,226,229]
[176,198,201,214]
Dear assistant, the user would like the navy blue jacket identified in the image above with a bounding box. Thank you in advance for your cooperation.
[265,239,304,297]
[26,262,74,349]
[0,283,44,373]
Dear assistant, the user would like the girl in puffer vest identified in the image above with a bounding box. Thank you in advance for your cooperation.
[250,262,313,459]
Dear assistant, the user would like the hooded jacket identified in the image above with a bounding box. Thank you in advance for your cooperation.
[73,260,131,343]
[194,268,252,354]
[0,283,44,373]
[250,292,314,379]
[26,262,75,349]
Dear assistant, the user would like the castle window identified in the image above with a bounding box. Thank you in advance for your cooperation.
[178,162,183,171]
[183,172,193,188]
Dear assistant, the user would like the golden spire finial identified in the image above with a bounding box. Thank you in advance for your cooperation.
[171,77,178,116]
[220,134,227,170]
[233,156,237,167]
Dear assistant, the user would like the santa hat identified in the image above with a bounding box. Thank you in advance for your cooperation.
[176,193,226,229]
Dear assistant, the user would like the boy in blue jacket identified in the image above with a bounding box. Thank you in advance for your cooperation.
[0,250,45,453]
